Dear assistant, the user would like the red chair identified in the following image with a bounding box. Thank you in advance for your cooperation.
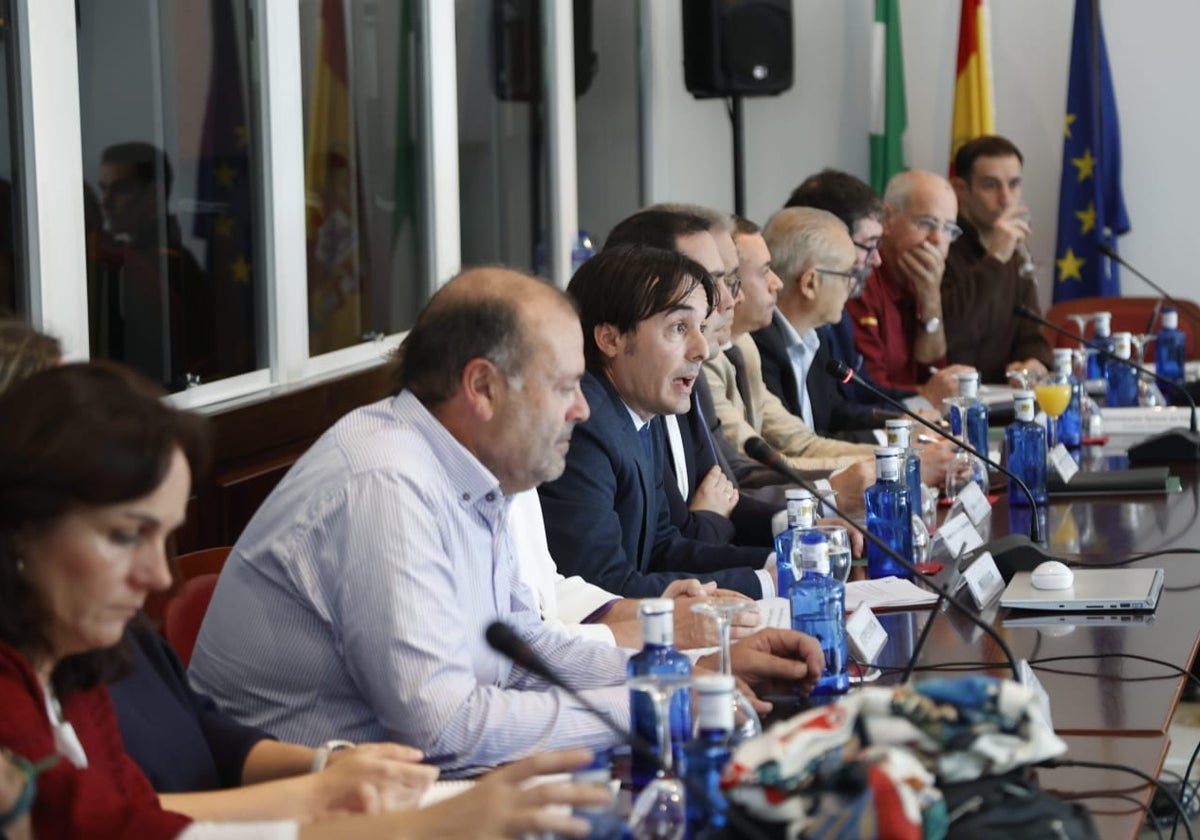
[1043,295,1200,358]
[145,546,232,628]
[161,573,220,667]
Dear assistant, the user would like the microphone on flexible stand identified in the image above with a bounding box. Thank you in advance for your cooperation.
[1096,243,1178,334]
[742,436,1020,682]
[484,622,776,840]
[822,358,1058,580]
[1014,305,1200,463]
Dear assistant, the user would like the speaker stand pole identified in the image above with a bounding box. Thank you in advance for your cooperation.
[730,94,745,216]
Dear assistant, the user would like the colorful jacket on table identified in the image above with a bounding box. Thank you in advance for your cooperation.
[0,638,191,840]
[942,217,1053,384]
[846,262,945,391]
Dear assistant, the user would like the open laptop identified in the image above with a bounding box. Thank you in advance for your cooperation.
[999,567,1164,612]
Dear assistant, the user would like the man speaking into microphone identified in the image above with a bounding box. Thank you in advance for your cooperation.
[944,135,1053,383]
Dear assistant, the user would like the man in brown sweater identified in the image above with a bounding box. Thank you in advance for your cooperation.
[944,135,1053,383]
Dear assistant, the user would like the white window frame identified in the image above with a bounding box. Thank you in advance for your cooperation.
[15,0,580,410]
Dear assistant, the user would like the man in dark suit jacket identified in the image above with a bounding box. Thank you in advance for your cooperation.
[538,245,776,599]
[739,210,886,444]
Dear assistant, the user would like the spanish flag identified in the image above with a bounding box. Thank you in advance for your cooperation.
[306,0,364,355]
[949,0,995,172]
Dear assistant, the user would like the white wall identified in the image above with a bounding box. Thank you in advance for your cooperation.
[643,0,1200,309]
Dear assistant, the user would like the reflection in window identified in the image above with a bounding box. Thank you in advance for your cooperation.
[0,2,24,316]
[301,0,423,355]
[77,0,262,392]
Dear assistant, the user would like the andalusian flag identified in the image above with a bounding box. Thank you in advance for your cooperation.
[1053,0,1130,302]
[869,0,907,194]
[949,0,995,171]
[306,0,364,354]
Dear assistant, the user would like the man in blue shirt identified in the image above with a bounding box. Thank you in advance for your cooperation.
[191,267,822,776]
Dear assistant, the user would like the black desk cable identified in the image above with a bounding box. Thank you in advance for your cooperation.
[1037,757,1193,840]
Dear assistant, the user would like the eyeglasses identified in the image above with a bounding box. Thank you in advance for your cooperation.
[852,239,879,259]
[910,215,963,242]
[815,266,869,296]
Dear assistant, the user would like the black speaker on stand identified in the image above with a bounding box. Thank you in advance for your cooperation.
[682,0,794,215]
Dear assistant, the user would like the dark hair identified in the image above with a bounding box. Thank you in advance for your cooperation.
[394,270,576,405]
[567,244,715,373]
[0,319,61,393]
[0,362,209,696]
[604,209,713,252]
[784,168,885,234]
[101,141,174,198]
[952,135,1023,182]
[732,215,760,236]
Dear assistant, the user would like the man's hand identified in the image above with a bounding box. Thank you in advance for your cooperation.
[986,206,1032,264]
[917,364,975,409]
[1006,357,1048,379]
[897,240,947,304]
[914,438,960,488]
[672,594,761,649]
[689,465,738,517]
[714,627,824,696]
[827,460,875,513]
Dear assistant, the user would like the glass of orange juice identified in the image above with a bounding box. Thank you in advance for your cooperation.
[1034,373,1072,451]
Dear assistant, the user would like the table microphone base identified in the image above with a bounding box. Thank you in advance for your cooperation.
[1127,428,1200,464]
[966,533,1056,583]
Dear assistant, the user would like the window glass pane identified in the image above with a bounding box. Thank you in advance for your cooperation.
[576,0,640,246]
[300,0,423,356]
[456,0,544,274]
[0,1,26,316]
[77,0,264,392]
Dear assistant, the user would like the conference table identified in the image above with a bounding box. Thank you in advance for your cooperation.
[870,443,1200,839]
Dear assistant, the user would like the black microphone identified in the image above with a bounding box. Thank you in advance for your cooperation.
[821,358,1060,581]
[485,621,776,840]
[1014,305,1200,462]
[742,436,1020,682]
[1096,243,1174,335]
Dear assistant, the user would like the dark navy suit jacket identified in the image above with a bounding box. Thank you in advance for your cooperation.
[753,311,890,441]
[538,372,768,598]
[662,379,781,548]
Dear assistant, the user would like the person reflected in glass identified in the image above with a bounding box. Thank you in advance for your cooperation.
[91,142,210,392]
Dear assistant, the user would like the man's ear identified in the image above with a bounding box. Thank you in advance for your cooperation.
[460,357,504,421]
[797,267,820,300]
[950,175,969,201]
[593,323,623,360]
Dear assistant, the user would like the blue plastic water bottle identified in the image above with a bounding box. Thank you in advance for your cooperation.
[771,489,816,599]
[790,531,849,697]
[1004,390,1047,506]
[885,418,923,528]
[628,599,692,789]
[864,447,913,579]
[1156,306,1187,387]
[682,675,734,838]
[1087,311,1115,380]
[571,230,596,274]
[1051,348,1082,448]
[949,371,989,459]
[569,749,624,839]
[1105,331,1139,407]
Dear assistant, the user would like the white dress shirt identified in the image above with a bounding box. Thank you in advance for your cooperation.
[189,391,630,777]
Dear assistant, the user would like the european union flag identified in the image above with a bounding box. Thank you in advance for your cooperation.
[193,0,258,376]
[1053,0,1130,303]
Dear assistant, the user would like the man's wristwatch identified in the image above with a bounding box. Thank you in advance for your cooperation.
[919,314,942,334]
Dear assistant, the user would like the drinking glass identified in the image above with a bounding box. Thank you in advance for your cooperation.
[628,674,690,840]
[1133,334,1167,407]
[800,524,853,583]
[1033,372,1072,451]
[1072,348,1104,439]
[944,435,986,503]
[1065,312,1094,346]
[690,599,762,743]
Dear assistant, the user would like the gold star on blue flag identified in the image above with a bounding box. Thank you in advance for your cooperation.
[1053,0,1130,302]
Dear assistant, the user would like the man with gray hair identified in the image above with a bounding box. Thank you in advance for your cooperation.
[846,171,974,408]
[750,209,885,441]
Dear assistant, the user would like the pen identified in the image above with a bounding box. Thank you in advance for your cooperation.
[928,365,940,375]
[916,434,937,445]
[421,752,460,766]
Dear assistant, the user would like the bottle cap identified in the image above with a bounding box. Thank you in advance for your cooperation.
[1162,308,1179,330]
[784,488,812,500]
[799,530,831,575]
[1094,311,1112,334]
[874,447,901,480]
[694,675,735,732]
[956,371,980,398]
[638,599,675,647]
[638,598,674,617]
[1112,331,1133,359]
[885,418,911,449]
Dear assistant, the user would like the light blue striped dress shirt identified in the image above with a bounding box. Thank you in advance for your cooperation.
[188,391,630,776]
